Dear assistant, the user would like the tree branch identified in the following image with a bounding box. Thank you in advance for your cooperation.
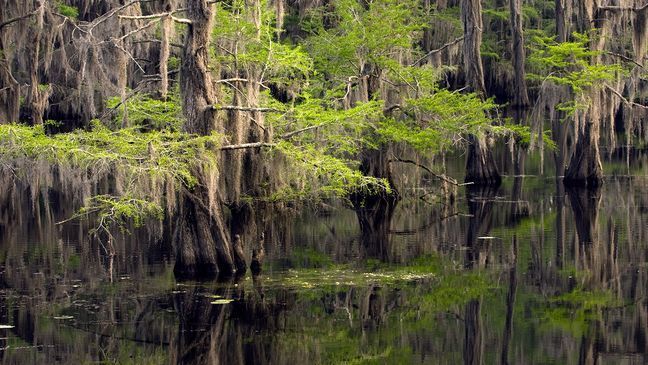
[281,124,325,139]
[411,36,465,66]
[604,51,644,69]
[390,157,469,186]
[606,85,648,110]
[219,142,276,150]
[0,10,37,30]
[599,3,648,11]
[210,105,281,112]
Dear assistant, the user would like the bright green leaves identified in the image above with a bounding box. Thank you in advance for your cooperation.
[377,90,498,153]
[0,122,219,188]
[528,32,623,94]
[106,93,183,131]
[77,195,164,232]
[305,0,424,78]
[212,0,313,88]
[56,2,79,19]
[271,141,390,201]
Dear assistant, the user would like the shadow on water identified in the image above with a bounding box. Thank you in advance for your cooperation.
[0,146,648,363]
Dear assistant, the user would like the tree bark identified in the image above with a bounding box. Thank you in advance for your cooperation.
[461,0,486,95]
[555,0,568,42]
[461,0,500,185]
[174,0,244,278]
[509,0,529,106]
[564,112,603,188]
[465,134,501,185]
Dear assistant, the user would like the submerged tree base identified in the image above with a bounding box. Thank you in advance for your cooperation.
[465,135,502,186]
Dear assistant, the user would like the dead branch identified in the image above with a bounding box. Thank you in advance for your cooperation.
[281,124,325,139]
[411,36,465,66]
[220,142,276,150]
[606,85,648,110]
[390,156,468,186]
[604,51,645,69]
[0,9,38,30]
[215,78,250,83]
[210,105,281,112]
[599,3,648,11]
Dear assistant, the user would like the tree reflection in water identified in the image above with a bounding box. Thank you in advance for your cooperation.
[0,156,648,363]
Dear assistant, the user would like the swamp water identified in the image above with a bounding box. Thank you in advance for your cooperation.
[0,148,647,364]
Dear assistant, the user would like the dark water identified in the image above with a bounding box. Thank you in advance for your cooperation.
[1,148,648,364]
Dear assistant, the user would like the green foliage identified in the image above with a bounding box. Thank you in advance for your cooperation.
[77,194,164,233]
[271,141,390,201]
[56,2,79,19]
[106,93,183,130]
[378,90,499,152]
[212,0,313,89]
[0,122,222,235]
[305,0,424,78]
[528,32,623,94]
[0,122,219,188]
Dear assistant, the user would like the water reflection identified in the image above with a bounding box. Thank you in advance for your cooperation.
[0,155,648,363]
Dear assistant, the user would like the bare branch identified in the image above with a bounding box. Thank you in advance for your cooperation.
[170,16,192,24]
[0,9,37,30]
[215,78,250,83]
[411,36,465,66]
[281,124,325,139]
[599,3,648,11]
[606,85,648,110]
[210,105,281,112]
[390,157,469,186]
[220,142,276,150]
[604,51,644,69]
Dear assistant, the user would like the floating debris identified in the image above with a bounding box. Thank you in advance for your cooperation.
[210,299,234,305]
[53,316,74,320]
[0,325,14,329]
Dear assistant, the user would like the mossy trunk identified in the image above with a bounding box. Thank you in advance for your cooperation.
[461,0,500,185]
[174,0,245,278]
[564,118,603,188]
[509,0,529,107]
[465,134,501,185]
[461,0,486,95]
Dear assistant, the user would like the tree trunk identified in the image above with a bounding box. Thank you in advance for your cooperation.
[465,134,501,185]
[555,0,568,42]
[461,0,486,95]
[509,0,529,107]
[174,0,245,278]
[0,37,19,124]
[564,114,603,188]
[461,0,500,185]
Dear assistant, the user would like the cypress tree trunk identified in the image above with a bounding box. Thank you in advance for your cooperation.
[461,0,500,185]
[564,1,604,188]
[465,134,501,185]
[555,0,568,42]
[509,0,529,107]
[461,0,486,95]
[564,118,603,188]
[174,0,245,278]
[0,37,19,124]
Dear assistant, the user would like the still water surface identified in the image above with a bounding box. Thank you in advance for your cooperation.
[0,149,647,364]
